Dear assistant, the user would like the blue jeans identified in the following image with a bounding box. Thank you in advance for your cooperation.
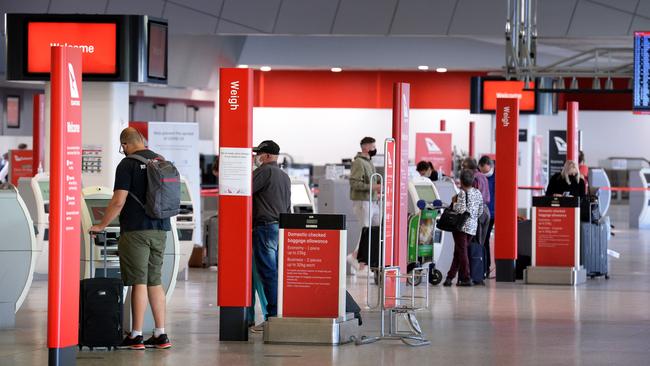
[252,223,279,317]
[246,258,268,325]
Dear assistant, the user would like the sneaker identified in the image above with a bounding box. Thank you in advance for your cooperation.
[117,335,145,350]
[442,278,453,287]
[144,334,172,349]
[249,322,265,334]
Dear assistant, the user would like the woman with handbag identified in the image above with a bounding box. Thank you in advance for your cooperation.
[443,169,484,287]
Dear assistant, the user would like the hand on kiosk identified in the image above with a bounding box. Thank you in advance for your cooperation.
[89,190,128,234]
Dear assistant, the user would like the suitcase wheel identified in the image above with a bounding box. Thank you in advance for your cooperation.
[429,269,443,285]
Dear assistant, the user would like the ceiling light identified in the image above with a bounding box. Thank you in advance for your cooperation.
[592,77,601,90]
[237,64,248,68]
[417,65,429,71]
[331,67,342,72]
[570,77,579,90]
[260,66,272,72]
[604,77,614,90]
[435,67,448,73]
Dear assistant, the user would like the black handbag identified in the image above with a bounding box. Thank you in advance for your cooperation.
[436,191,470,232]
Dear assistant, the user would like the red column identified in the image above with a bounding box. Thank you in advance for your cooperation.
[392,83,410,272]
[217,68,253,341]
[566,102,579,162]
[440,119,446,131]
[469,121,475,158]
[494,98,519,282]
[48,46,82,366]
[32,94,45,175]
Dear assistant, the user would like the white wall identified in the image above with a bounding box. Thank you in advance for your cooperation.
[250,108,492,165]
[0,135,31,156]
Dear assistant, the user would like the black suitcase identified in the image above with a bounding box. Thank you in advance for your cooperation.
[345,291,362,326]
[355,226,381,268]
[79,232,124,350]
[467,239,485,283]
[204,215,218,266]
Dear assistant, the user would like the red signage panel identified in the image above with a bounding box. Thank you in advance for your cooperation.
[383,139,395,266]
[47,46,82,351]
[27,22,117,74]
[415,133,452,176]
[392,83,410,272]
[9,149,33,186]
[280,229,344,318]
[494,98,519,261]
[483,80,535,112]
[534,207,577,267]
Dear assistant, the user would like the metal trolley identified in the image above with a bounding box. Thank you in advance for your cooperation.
[354,172,431,347]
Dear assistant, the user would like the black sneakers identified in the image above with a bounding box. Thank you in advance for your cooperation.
[117,335,145,350]
[442,278,453,287]
[144,334,173,349]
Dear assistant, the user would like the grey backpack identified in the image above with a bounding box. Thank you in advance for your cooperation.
[127,154,181,219]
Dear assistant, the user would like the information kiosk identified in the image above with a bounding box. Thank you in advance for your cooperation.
[18,173,50,275]
[629,169,650,229]
[0,186,38,326]
[80,186,181,331]
[176,178,197,279]
[290,180,315,214]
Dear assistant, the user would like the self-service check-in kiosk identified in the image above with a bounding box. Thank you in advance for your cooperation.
[291,180,315,214]
[629,169,650,229]
[18,173,50,275]
[80,186,180,331]
[0,186,38,327]
[176,178,196,279]
[589,168,612,217]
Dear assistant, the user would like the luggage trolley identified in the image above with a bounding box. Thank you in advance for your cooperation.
[406,200,444,286]
[355,173,431,347]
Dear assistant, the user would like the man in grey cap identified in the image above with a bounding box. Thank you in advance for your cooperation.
[251,140,291,322]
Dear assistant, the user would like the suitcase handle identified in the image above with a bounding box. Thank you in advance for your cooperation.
[89,231,109,278]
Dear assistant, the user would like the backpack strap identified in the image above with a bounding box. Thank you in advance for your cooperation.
[125,153,150,209]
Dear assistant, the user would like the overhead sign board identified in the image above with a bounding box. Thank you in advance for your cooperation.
[482,80,536,112]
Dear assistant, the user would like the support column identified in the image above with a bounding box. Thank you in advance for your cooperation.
[469,121,475,158]
[392,83,410,273]
[32,94,45,175]
[567,102,579,162]
[495,98,519,282]
[440,119,446,132]
[217,68,253,341]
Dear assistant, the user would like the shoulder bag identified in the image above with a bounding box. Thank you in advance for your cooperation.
[436,190,471,232]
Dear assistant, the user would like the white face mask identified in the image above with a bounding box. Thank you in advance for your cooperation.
[254,155,264,168]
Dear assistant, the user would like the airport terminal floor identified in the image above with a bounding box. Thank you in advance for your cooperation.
[1,204,648,366]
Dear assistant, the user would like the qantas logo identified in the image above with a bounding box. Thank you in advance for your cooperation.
[425,138,442,153]
[554,136,567,154]
[13,156,32,162]
[68,63,80,106]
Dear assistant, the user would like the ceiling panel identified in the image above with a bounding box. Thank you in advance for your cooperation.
[221,0,282,33]
[390,0,456,35]
[332,0,398,35]
[537,0,576,37]
[568,1,633,36]
[217,19,264,34]
[163,2,219,34]
[634,0,650,18]
[49,0,107,13]
[630,16,650,34]
[0,0,50,34]
[588,0,639,14]
[447,0,506,36]
[106,0,164,16]
[167,0,224,17]
[274,0,339,34]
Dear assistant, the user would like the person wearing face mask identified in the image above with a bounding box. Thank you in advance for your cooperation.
[545,160,586,198]
[348,136,381,272]
[250,140,291,327]
[416,160,439,182]
[88,127,173,350]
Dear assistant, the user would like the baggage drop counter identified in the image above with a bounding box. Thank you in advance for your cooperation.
[264,213,360,345]
[525,196,586,285]
[80,186,180,331]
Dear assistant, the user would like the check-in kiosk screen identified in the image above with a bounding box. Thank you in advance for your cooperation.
[38,180,50,201]
[180,183,191,202]
[291,183,311,205]
[85,199,120,227]
[415,185,437,202]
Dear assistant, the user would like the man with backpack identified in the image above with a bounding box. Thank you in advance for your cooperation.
[90,127,178,350]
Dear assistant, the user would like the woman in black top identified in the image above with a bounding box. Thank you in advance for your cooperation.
[546,160,586,198]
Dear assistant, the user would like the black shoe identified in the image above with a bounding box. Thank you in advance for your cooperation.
[117,335,145,350]
[443,278,453,287]
[473,280,486,286]
[144,334,172,349]
[457,280,472,287]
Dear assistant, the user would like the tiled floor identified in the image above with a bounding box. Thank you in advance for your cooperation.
[2,204,650,365]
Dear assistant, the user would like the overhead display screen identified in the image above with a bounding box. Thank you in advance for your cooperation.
[482,80,537,112]
[147,21,168,80]
[634,32,650,112]
[27,22,118,74]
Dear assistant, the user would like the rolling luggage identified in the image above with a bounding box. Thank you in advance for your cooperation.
[467,239,485,284]
[345,291,362,326]
[204,214,218,266]
[79,232,124,350]
[580,217,610,279]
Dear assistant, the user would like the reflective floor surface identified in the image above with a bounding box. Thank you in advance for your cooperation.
[2,204,650,365]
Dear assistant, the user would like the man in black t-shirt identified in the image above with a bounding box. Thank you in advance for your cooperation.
[89,127,172,350]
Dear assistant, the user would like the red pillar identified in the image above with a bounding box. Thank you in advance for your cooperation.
[48,46,82,366]
[392,83,410,273]
[494,98,519,282]
[440,119,446,131]
[469,121,475,158]
[217,68,253,341]
[566,102,579,162]
[32,94,45,175]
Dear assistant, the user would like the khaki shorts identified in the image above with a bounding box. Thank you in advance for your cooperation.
[118,230,167,286]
